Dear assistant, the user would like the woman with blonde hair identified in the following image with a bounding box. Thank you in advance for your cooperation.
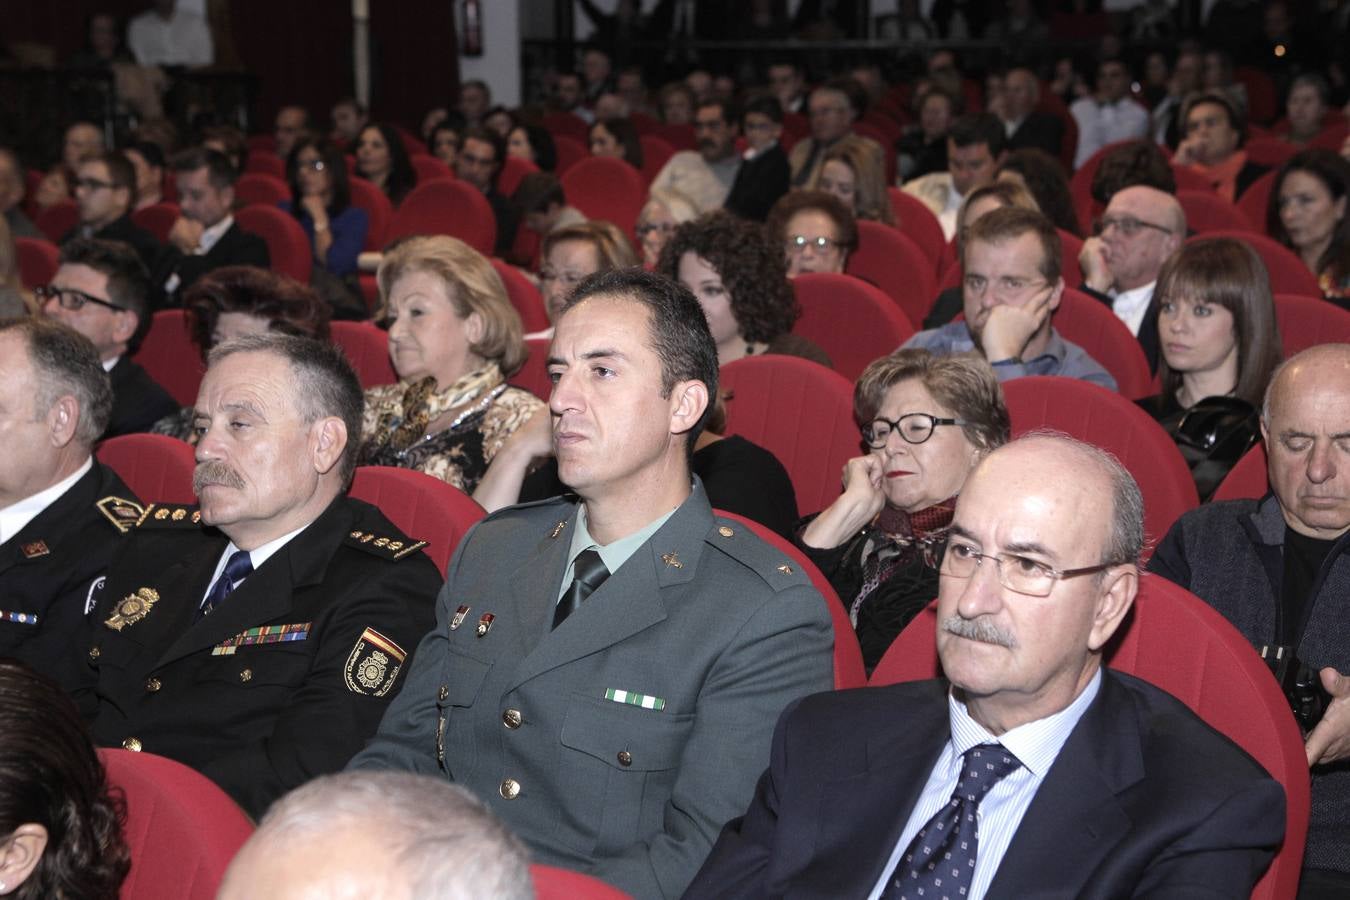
[359,235,544,494]
[810,135,895,225]
[534,220,639,334]
[635,189,699,269]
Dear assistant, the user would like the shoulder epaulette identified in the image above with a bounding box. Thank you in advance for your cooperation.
[346,529,427,561]
[96,496,146,534]
[134,504,202,528]
[706,517,811,592]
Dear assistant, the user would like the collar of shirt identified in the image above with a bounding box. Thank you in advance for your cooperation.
[1004,116,1025,137]
[202,521,310,605]
[0,457,93,545]
[1110,281,1156,336]
[743,140,779,161]
[196,214,234,256]
[102,355,120,373]
[559,499,681,602]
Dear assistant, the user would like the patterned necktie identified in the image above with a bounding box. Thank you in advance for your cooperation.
[882,744,1022,900]
[200,550,253,618]
[553,548,609,629]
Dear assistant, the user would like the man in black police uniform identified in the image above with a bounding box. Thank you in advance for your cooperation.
[0,317,141,695]
[79,333,440,817]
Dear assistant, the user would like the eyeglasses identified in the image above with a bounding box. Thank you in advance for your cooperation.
[35,285,125,313]
[300,159,326,172]
[940,539,1123,597]
[538,269,588,286]
[1093,215,1172,238]
[863,413,966,448]
[785,234,842,254]
[74,177,117,191]
[635,222,675,237]
[962,274,1047,299]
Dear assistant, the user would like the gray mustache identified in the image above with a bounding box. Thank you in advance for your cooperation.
[941,615,1018,649]
[193,460,246,494]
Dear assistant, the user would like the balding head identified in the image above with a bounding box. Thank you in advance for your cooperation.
[1099,186,1185,291]
[1261,344,1350,540]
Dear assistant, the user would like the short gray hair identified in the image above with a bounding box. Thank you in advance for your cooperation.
[0,317,113,445]
[256,772,533,900]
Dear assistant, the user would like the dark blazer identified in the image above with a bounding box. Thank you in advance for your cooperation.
[0,462,140,695]
[106,355,179,438]
[157,221,270,307]
[685,671,1284,899]
[1080,283,1162,373]
[63,213,163,276]
[1006,112,1067,158]
[725,144,790,222]
[80,495,441,817]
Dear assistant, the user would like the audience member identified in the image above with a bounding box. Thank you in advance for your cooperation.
[1137,239,1282,500]
[35,122,105,212]
[798,349,1009,671]
[811,134,894,225]
[582,47,614,104]
[0,148,41,239]
[200,123,248,173]
[64,151,163,275]
[1089,139,1177,209]
[150,266,331,441]
[661,210,829,367]
[905,207,1116,389]
[636,189,699,268]
[79,332,441,818]
[458,79,491,126]
[898,86,958,182]
[534,220,638,336]
[329,97,368,145]
[766,189,858,279]
[69,11,132,69]
[0,318,141,694]
[1150,343,1350,897]
[506,122,557,173]
[553,71,588,120]
[513,172,586,237]
[996,147,1080,236]
[588,117,643,170]
[1173,92,1269,203]
[1150,46,1204,145]
[1279,75,1332,147]
[218,772,533,900]
[650,99,742,214]
[273,106,311,161]
[0,660,129,900]
[790,79,874,188]
[359,235,543,494]
[724,94,790,222]
[1071,58,1150,168]
[352,268,834,900]
[1078,185,1186,371]
[482,106,517,140]
[659,80,697,125]
[430,116,466,171]
[0,217,29,316]
[281,136,369,314]
[40,238,176,436]
[903,112,1006,238]
[688,433,1284,898]
[455,127,519,257]
[159,148,270,305]
[127,0,213,67]
[122,140,165,211]
[354,123,417,208]
[766,59,807,114]
[1268,149,1350,306]
[1000,67,1065,158]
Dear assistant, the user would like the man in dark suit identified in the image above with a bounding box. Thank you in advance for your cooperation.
[687,433,1285,900]
[78,334,441,818]
[454,127,519,258]
[1000,68,1066,159]
[158,148,269,306]
[0,318,142,695]
[62,151,163,275]
[42,238,178,436]
[352,270,834,900]
[725,94,790,222]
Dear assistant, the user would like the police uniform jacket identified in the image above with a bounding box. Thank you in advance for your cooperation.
[0,461,141,695]
[81,494,441,818]
[352,481,835,900]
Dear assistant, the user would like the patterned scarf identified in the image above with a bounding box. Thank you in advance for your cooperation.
[370,364,504,454]
[850,497,957,623]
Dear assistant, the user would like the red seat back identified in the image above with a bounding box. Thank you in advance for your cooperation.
[387,179,496,255]
[1211,443,1269,502]
[651,123,697,152]
[490,258,549,333]
[348,176,394,250]
[35,199,79,242]
[1244,136,1298,168]
[96,433,198,504]
[1001,377,1199,555]
[531,864,633,900]
[348,465,485,576]
[553,136,589,176]
[131,202,181,242]
[541,112,591,142]
[719,355,856,516]
[497,154,538,199]
[791,273,915,381]
[233,172,291,208]
[1170,164,1217,192]
[887,187,946,270]
[1053,287,1154,399]
[243,151,286,179]
[639,135,676,186]
[1235,66,1280,126]
[1177,189,1257,233]
[561,157,647,236]
[99,748,254,900]
[245,133,276,155]
[14,236,58,289]
[1237,169,1279,237]
[234,205,313,283]
[1273,292,1350,356]
[409,153,454,185]
[131,309,204,407]
[508,337,553,402]
[846,220,936,326]
[1190,230,1321,297]
[330,321,397,388]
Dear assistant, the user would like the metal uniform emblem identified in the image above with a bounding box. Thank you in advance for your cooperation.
[104,588,160,631]
[171,508,187,521]
[154,508,170,520]
[449,604,470,631]
[344,627,407,696]
[191,511,201,524]
[661,552,683,569]
[20,540,49,559]
[777,564,794,575]
[550,520,566,538]
[476,613,495,637]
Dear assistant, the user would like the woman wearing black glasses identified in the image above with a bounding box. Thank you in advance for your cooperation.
[796,349,1010,672]
[283,136,369,318]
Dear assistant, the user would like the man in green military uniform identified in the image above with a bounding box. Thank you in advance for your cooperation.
[352,270,834,899]
[78,334,440,817]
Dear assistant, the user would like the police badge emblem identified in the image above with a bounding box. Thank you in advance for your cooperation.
[104,587,160,632]
[344,627,407,696]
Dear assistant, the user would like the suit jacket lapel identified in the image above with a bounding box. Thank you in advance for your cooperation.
[0,465,100,578]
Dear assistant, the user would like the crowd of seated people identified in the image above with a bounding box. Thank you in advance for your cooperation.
[5,4,1350,896]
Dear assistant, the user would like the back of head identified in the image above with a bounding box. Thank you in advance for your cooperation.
[959,180,1038,235]
[1090,140,1176,207]
[511,171,566,215]
[184,265,331,361]
[540,219,639,271]
[57,238,153,351]
[949,112,1006,157]
[960,205,1060,282]
[0,316,113,448]
[997,148,1080,236]
[170,146,237,190]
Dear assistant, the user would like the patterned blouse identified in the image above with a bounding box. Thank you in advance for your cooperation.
[359,364,544,494]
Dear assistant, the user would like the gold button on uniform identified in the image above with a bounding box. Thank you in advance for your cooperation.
[144,677,162,693]
[122,737,142,752]
[718,526,734,537]
[502,708,522,729]
[499,778,521,800]
[239,668,253,683]
[88,646,101,660]
[617,750,633,767]
[438,684,449,701]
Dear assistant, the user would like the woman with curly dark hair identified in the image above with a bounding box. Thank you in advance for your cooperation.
[0,660,129,899]
[659,210,831,368]
[997,147,1081,236]
[354,123,417,207]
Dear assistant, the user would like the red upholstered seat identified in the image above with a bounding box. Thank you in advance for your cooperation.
[348,466,486,576]
[1237,170,1278,237]
[1177,189,1257,234]
[719,355,856,517]
[99,748,254,900]
[490,258,550,334]
[1170,164,1217,192]
[497,154,537,199]
[887,187,946,270]
[1001,377,1199,555]
[846,220,936,326]
[561,157,647,236]
[1053,287,1153,399]
[14,236,58,289]
[1244,136,1298,168]
[1273,293,1350,356]
[1189,231,1322,297]
[651,122,697,152]
[409,153,454,185]
[387,179,496,256]
[131,309,204,407]
[542,112,591,142]
[553,135,588,176]
[96,433,198,505]
[330,320,397,389]
[347,176,394,251]
[508,337,553,402]
[243,151,285,179]
[233,172,290,208]
[531,864,633,899]
[716,510,867,689]
[639,134,676,186]
[35,199,79,242]
[791,272,915,381]
[868,575,1309,900]
[244,133,276,155]
[131,201,181,242]
[234,205,313,283]
[1211,443,1269,503]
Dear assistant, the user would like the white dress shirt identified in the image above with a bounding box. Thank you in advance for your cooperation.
[0,458,93,545]
[127,9,214,67]
[1110,281,1157,337]
[200,522,310,609]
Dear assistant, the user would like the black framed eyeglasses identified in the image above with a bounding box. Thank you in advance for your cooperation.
[862,413,967,448]
[1092,215,1172,238]
[940,540,1124,597]
[34,285,125,313]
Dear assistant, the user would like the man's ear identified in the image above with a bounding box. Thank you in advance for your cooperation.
[1088,566,1137,651]
[311,416,348,476]
[668,379,710,436]
[45,395,80,448]
[111,310,138,346]
[1046,276,1065,313]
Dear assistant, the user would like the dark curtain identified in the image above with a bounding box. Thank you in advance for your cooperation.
[229,1,355,133]
[368,2,460,133]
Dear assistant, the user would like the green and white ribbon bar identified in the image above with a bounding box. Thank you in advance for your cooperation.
[605,688,666,710]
